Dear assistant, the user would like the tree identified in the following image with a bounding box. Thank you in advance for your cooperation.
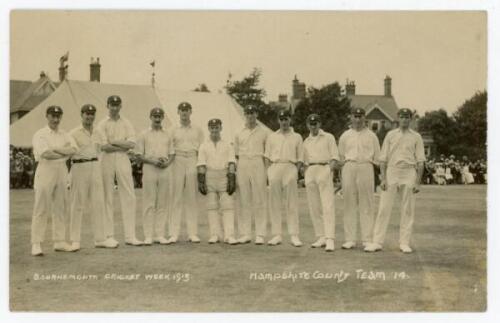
[225,68,279,130]
[258,105,280,131]
[193,83,210,92]
[225,68,266,108]
[453,91,487,160]
[417,109,457,156]
[292,82,351,139]
[417,91,487,160]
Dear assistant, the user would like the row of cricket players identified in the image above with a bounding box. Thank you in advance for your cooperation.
[30,94,426,256]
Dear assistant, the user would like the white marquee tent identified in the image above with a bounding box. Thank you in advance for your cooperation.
[10,80,262,147]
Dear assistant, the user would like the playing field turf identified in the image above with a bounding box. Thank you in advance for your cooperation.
[9,185,486,312]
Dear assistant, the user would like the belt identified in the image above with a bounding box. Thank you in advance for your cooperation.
[175,151,197,157]
[72,158,98,164]
[346,160,372,164]
[308,162,329,166]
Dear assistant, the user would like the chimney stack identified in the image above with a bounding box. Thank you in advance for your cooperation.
[384,75,392,97]
[292,75,306,100]
[278,94,288,103]
[90,57,101,82]
[345,79,356,96]
[58,66,66,82]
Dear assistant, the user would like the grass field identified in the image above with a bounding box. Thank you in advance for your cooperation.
[9,185,486,312]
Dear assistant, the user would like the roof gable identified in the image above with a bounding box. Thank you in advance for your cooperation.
[366,105,393,121]
[11,77,58,113]
[348,94,399,121]
[10,80,32,108]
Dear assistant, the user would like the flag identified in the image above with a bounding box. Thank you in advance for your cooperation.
[150,60,155,68]
[59,51,69,63]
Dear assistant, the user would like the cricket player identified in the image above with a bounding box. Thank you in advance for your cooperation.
[197,119,238,244]
[69,104,117,251]
[167,102,204,244]
[264,110,304,247]
[97,95,143,246]
[365,108,426,253]
[31,106,77,256]
[303,114,339,252]
[135,107,174,245]
[338,107,381,250]
[234,105,269,245]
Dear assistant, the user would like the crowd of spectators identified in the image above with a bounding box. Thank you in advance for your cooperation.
[9,146,145,190]
[422,154,487,185]
[9,147,487,190]
[9,146,36,189]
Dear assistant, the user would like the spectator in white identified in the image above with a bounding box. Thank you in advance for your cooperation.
[31,106,77,256]
[444,159,454,184]
[13,152,24,188]
[338,107,381,250]
[197,119,238,244]
[69,104,116,251]
[302,114,339,252]
[135,107,175,245]
[365,108,426,253]
[264,110,304,247]
[97,95,143,246]
[234,105,270,245]
[461,156,474,184]
[433,162,446,185]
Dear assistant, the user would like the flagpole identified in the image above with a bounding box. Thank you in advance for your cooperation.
[150,60,156,88]
[59,51,69,81]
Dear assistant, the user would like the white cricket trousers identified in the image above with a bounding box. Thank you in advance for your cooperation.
[372,167,417,246]
[236,157,267,237]
[305,165,335,239]
[31,161,68,243]
[101,152,137,241]
[69,161,105,243]
[341,162,375,243]
[169,155,198,238]
[268,163,299,236]
[206,169,235,239]
[142,164,169,240]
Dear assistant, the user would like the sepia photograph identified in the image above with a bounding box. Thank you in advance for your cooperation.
[6,7,491,315]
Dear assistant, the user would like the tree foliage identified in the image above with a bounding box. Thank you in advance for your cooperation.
[292,82,351,139]
[225,68,266,108]
[453,91,487,159]
[193,83,210,92]
[417,91,487,160]
[418,109,457,156]
[225,68,279,130]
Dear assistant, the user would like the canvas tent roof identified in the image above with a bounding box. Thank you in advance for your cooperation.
[155,87,256,143]
[10,80,167,147]
[10,80,260,147]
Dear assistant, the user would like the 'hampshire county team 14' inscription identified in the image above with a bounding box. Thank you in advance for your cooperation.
[249,270,410,283]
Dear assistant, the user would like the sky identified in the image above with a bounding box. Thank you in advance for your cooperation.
[10,10,486,114]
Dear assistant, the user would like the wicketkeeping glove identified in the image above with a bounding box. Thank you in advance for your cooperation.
[198,173,208,195]
[227,173,236,195]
